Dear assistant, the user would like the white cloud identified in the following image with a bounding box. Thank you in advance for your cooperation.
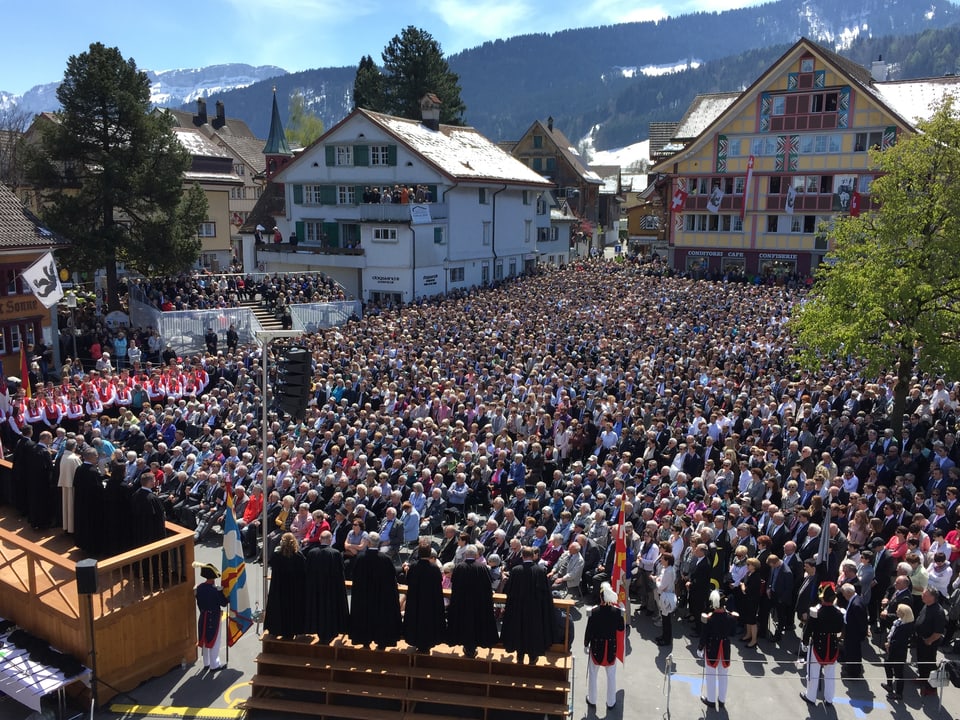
[428,0,536,48]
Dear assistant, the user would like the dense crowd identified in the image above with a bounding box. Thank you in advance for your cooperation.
[7,257,960,706]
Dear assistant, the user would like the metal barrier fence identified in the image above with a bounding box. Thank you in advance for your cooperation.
[154,307,264,356]
[289,301,362,334]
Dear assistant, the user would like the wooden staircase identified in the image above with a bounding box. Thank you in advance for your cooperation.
[245,635,572,720]
[241,299,285,331]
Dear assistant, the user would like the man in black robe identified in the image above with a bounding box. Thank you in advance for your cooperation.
[348,532,402,649]
[130,472,168,585]
[402,538,445,653]
[73,447,104,556]
[26,429,55,530]
[12,425,38,517]
[501,546,555,663]
[303,531,348,642]
[448,545,499,657]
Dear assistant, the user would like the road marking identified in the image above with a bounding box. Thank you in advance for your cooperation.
[223,680,252,708]
[109,704,244,719]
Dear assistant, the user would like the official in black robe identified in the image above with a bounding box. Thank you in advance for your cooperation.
[447,546,499,657]
[101,471,132,557]
[26,431,54,530]
[501,548,555,663]
[264,533,306,637]
[72,448,104,556]
[12,427,38,517]
[348,536,402,648]
[402,541,446,652]
[303,533,348,642]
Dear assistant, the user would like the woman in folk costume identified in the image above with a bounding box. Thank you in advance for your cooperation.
[801,582,845,706]
[584,581,625,710]
[699,589,738,710]
[194,562,228,671]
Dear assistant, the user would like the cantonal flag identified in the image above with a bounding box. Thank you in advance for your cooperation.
[610,493,628,664]
[221,481,253,646]
[20,345,31,399]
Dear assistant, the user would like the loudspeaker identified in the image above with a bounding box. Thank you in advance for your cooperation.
[76,558,99,595]
[274,346,313,421]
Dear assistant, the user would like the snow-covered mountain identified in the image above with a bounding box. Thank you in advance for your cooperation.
[0,63,287,115]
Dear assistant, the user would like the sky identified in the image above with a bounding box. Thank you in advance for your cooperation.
[2,0,768,94]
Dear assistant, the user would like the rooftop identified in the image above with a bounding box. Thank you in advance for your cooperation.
[0,183,70,249]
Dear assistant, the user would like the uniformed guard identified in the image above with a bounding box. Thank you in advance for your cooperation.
[194,562,228,671]
[801,582,844,706]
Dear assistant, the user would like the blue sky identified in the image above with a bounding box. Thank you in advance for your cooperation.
[5,0,766,94]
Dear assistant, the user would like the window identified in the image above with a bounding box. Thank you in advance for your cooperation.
[336,145,353,166]
[304,222,323,243]
[800,135,814,154]
[449,267,465,282]
[508,260,517,277]
[772,96,786,115]
[479,188,489,204]
[533,135,543,149]
[373,227,398,242]
[337,185,356,205]
[708,214,719,232]
[804,215,817,233]
[550,227,559,241]
[482,222,491,245]
[734,177,745,195]
[230,187,246,200]
[525,220,532,243]
[481,263,490,284]
[696,215,708,232]
[728,139,744,157]
[10,325,20,352]
[767,215,779,232]
[791,216,803,233]
[198,222,216,237]
[370,145,390,165]
[254,187,263,199]
[769,177,782,194]
[810,92,838,113]
[0,330,6,354]
[234,164,245,176]
[536,198,547,215]
[801,58,815,73]
[732,215,743,232]
[855,131,884,152]
[545,157,556,171]
[684,215,696,231]
[532,158,543,171]
[494,261,503,280]
[858,175,874,193]
[522,190,531,205]
[303,185,323,204]
[829,135,842,152]
[5,268,22,295]
[805,176,819,193]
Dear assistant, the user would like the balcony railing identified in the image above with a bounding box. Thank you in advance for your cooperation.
[256,242,364,256]
[359,202,448,222]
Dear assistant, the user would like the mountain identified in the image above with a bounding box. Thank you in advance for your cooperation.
[0,63,288,117]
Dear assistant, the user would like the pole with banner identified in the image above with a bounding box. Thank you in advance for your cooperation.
[21,252,64,309]
[221,480,253,650]
[610,493,628,664]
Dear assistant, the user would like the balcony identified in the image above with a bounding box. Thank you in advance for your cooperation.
[358,202,448,222]
[256,242,366,270]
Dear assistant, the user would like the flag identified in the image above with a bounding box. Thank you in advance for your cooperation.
[21,252,64,309]
[670,186,688,214]
[785,185,797,215]
[221,481,253,646]
[19,345,31,399]
[741,155,755,220]
[850,192,861,217]
[609,493,628,664]
[706,186,724,214]
[815,513,831,573]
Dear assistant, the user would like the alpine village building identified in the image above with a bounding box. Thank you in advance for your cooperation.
[651,37,960,279]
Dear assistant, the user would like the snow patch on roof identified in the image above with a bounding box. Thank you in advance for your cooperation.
[873,77,960,124]
[674,93,740,138]
[174,128,231,158]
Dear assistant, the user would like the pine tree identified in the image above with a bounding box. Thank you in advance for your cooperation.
[379,27,465,124]
[353,55,384,112]
[26,42,207,309]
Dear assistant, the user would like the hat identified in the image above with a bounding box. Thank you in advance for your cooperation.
[600,582,618,605]
[193,562,220,580]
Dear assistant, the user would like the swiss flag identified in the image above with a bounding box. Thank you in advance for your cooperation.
[850,192,861,217]
[670,187,689,213]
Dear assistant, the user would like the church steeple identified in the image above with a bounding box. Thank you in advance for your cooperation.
[263,87,292,180]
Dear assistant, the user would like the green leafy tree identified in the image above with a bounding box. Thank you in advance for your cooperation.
[286,90,325,147]
[26,42,207,309]
[352,54,384,111]
[379,27,465,124]
[791,97,960,435]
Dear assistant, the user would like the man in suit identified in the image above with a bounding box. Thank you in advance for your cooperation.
[767,512,789,558]
[795,558,821,626]
[840,584,868,678]
[879,575,912,630]
[686,543,712,637]
[869,536,895,626]
[377,506,404,560]
[767,554,795,640]
[798,523,821,561]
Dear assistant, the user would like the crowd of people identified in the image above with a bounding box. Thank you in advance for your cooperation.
[5,257,960,708]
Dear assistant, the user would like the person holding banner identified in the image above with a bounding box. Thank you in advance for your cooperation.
[194,562,228,671]
[584,582,624,710]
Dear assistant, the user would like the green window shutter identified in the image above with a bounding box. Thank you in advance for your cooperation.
[387,145,398,166]
[354,145,369,166]
[428,185,438,202]
[293,184,303,204]
[295,221,305,242]
[323,222,340,247]
[546,157,556,170]
[434,227,443,244]
[355,185,365,205]
[320,185,337,205]
[533,158,543,171]
[325,145,335,166]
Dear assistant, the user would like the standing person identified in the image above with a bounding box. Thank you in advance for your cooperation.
[302,531,348,643]
[57,438,81,534]
[914,586,947,697]
[264,532,306,638]
[501,546,555,664]
[840,583,868,678]
[402,538,446,653]
[699,589,737,710]
[194,562,228,671]
[348,532,402,649]
[883,604,915,701]
[447,545,498,658]
[654,552,677,646]
[73,447,105,555]
[27,430,55,530]
[766,554,794,641]
[738,557,762,647]
[687,543,712,637]
[801,584,845,706]
[584,582,624,710]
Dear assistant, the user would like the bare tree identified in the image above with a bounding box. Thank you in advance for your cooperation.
[0,105,32,191]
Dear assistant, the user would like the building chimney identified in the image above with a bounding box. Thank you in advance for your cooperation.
[195,98,208,126]
[871,55,888,82]
[213,100,225,129]
[548,116,554,132]
[420,93,441,131]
